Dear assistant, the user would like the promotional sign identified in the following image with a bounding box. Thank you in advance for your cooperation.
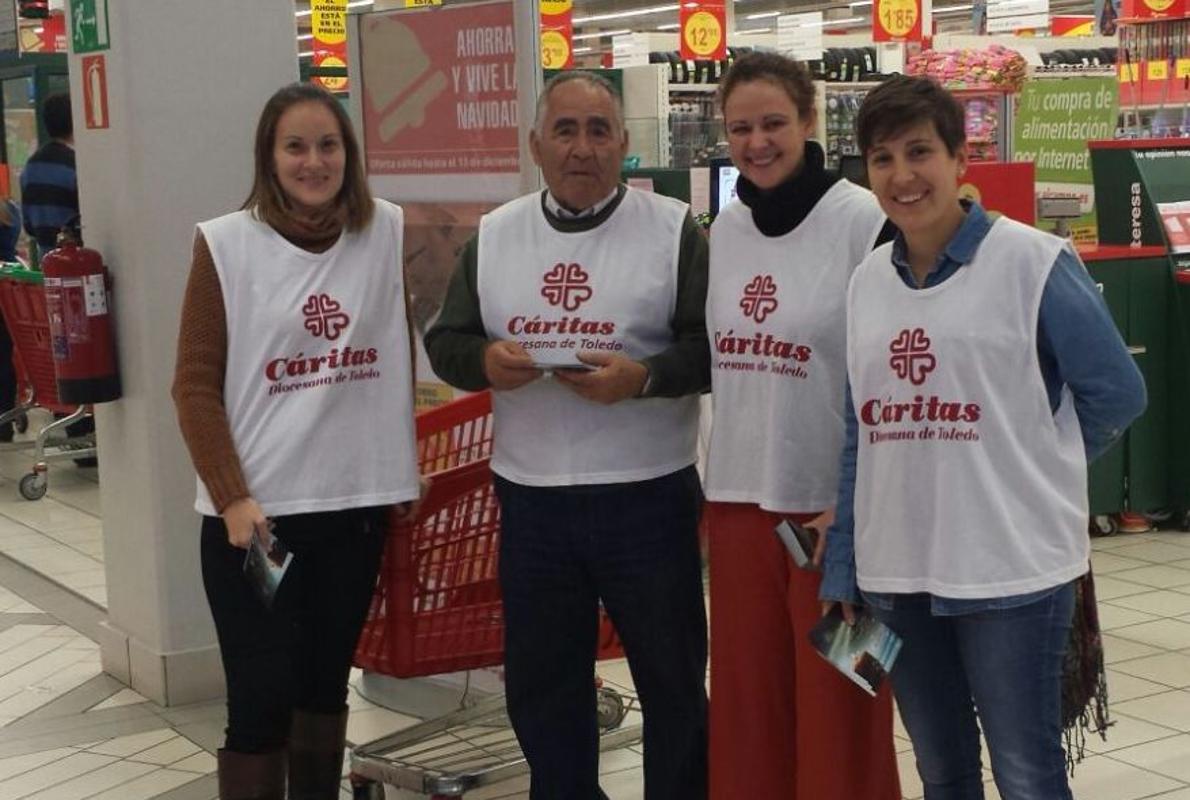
[405,0,443,5]
[873,0,927,42]
[986,0,1049,32]
[359,1,517,178]
[82,54,109,130]
[1051,14,1095,33]
[312,0,348,92]
[1120,0,1187,19]
[540,0,573,70]
[612,31,649,67]
[958,162,1036,224]
[69,0,108,53]
[777,12,824,60]
[1013,77,1118,244]
[680,1,727,60]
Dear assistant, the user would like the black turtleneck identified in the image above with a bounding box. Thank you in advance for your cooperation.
[734,140,839,238]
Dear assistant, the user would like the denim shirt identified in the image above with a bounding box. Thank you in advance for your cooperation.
[820,202,1148,615]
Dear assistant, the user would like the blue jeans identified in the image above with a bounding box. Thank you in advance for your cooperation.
[494,467,708,800]
[872,583,1076,800]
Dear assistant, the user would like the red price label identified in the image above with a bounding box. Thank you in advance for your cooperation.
[683,11,724,58]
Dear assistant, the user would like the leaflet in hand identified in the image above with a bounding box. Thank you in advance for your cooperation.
[532,361,598,373]
[242,527,293,610]
[809,606,902,696]
[774,519,819,570]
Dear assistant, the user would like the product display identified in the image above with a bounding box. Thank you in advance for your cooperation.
[907,44,1029,91]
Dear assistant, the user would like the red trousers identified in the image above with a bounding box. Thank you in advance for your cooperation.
[707,502,901,800]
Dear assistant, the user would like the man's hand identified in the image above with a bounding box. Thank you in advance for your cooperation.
[221,497,270,550]
[553,352,648,405]
[806,507,835,569]
[483,341,542,391]
[821,600,859,626]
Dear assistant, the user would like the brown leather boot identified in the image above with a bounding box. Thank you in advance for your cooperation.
[217,749,286,800]
[288,708,350,800]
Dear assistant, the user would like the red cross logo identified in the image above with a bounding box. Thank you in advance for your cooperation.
[740,275,779,323]
[302,293,351,341]
[889,328,936,385]
[541,263,593,311]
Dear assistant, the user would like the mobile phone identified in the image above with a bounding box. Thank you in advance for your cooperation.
[775,519,820,570]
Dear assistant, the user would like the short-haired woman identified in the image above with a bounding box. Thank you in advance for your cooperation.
[820,75,1147,800]
[703,52,901,799]
[172,83,420,800]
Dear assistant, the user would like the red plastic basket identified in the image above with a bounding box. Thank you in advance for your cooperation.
[0,275,71,414]
[354,391,623,678]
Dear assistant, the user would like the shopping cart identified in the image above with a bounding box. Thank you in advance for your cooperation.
[350,392,637,798]
[0,265,97,500]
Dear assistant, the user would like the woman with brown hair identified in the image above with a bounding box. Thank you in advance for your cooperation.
[172,83,419,800]
[702,52,900,798]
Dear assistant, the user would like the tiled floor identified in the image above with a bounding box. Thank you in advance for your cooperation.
[0,421,1187,798]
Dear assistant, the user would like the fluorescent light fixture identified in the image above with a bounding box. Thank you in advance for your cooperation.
[850,1,874,6]
[299,51,314,58]
[934,4,973,12]
[297,33,314,41]
[656,22,681,29]
[736,27,773,33]
[574,46,594,53]
[746,10,780,18]
[574,4,679,24]
[572,28,631,40]
[822,16,863,25]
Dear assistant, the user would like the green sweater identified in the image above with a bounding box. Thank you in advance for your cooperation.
[425,187,711,397]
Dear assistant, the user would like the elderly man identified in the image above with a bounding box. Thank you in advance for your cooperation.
[425,71,709,800]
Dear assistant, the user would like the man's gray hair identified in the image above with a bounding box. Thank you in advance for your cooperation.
[533,71,626,136]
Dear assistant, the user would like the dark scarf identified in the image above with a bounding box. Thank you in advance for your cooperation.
[734,140,838,238]
[1062,569,1111,773]
[271,203,346,253]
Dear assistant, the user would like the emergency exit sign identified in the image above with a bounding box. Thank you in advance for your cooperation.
[70,0,109,53]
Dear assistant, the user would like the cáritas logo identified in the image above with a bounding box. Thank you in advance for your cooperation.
[541,262,593,311]
[303,293,351,341]
[889,327,936,385]
[740,275,779,323]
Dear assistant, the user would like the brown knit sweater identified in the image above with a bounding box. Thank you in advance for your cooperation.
[171,215,343,513]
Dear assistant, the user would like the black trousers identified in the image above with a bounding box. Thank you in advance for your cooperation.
[495,467,709,800]
[201,506,386,753]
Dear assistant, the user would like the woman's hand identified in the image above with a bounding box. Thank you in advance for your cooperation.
[394,476,431,522]
[221,497,270,549]
[806,507,835,569]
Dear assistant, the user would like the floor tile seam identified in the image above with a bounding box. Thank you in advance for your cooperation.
[0,746,87,785]
[0,657,107,722]
[0,638,91,693]
[0,751,120,800]
[1085,726,1188,753]
[72,760,166,800]
[1099,749,1190,785]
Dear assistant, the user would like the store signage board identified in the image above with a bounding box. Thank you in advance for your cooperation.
[873,0,929,42]
[612,32,649,67]
[680,1,727,61]
[312,0,349,92]
[82,54,109,130]
[986,0,1049,30]
[1013,77,1118,244]
[777,13,824,61]
[541,0,573,70]
[70,0,109,53]
[359,0,517,182]
[404,0,442,6]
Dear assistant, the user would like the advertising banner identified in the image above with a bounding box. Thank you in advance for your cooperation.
[680,2,727,60]
[1012,77,1118,244]
[873,0,928,42]
[312,0,349,92]
[360,1,518,180]
[540,0,573,70]
[1051,14,1095,33]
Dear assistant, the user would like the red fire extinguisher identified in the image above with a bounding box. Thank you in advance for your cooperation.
[40,233,121,404]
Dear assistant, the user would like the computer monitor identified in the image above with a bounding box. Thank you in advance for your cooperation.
[709,157,740,216]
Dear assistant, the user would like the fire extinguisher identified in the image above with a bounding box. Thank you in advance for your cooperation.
[40,232,121,404]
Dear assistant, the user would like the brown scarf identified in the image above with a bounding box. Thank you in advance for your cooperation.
[1062,568,1111,773]
[270,204,346,253]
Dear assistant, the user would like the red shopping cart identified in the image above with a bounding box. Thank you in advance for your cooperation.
[350,391,637,799]
[0,266,96,500]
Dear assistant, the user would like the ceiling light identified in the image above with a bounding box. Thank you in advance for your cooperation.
[736,27,773,33]
[746,11,780,18]
[934,5,973,12]
[572,28,631,40]
[574,4,679,24]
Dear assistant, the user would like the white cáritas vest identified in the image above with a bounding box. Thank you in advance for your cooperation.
[194,200,419,517]
[477,188,699,486]
[848,217,1088,598]
[705,180,885,512]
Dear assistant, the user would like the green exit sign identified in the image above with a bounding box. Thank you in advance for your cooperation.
[70,0,109,53]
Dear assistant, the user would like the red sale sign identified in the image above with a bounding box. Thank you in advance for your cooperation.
[680,2,727,61]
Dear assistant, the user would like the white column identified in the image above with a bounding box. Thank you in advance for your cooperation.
[66,0,298,705]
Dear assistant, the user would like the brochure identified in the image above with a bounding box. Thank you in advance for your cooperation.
[242,527,293,610]
[809,607,902,696]
[774,519,819,570]
[532,361,599,373]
